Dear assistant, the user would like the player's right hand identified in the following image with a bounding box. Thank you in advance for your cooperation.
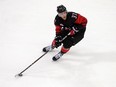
[55,36,62,48]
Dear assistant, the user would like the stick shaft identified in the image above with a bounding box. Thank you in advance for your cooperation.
[18,51,48,74]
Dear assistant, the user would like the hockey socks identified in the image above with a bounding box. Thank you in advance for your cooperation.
[61,46,70,53]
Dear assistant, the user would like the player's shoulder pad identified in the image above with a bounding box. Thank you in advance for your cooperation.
[68,12,78,18]
[68,11,77,15]
[67,12,78,22]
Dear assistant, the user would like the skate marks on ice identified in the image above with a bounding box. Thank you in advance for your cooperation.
[65,50,116,64]
[27,50,116,87]
[26,50,116,79]
[61,50,116,87]
[0,51,116,87]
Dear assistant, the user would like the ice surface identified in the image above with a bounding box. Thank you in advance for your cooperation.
[0,0,116,87]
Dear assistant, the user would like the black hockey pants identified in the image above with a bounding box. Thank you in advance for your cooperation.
[61,27,86,48]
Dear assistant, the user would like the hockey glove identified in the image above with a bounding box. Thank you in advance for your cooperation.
[55,36,62,48]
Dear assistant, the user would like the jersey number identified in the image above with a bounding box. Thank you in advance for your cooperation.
[72,13,77,19]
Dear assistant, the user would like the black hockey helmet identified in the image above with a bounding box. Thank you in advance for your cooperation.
[57,5,67,13]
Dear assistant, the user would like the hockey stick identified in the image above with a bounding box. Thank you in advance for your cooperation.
[15,33,70,77]
[15,51,49,77]
[60,32,70,42]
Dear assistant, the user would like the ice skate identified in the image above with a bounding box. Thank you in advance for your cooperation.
[52,52,64,61]
[43,45,54,52]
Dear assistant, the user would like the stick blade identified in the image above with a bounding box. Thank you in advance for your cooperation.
[15,73,23,78]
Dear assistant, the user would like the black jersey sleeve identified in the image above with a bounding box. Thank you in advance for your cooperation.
[54,15,60,26]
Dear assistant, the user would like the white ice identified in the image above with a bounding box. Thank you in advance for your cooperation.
[0,0,116,87]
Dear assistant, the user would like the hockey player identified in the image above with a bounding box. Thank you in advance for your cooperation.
[43,5,87,61]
